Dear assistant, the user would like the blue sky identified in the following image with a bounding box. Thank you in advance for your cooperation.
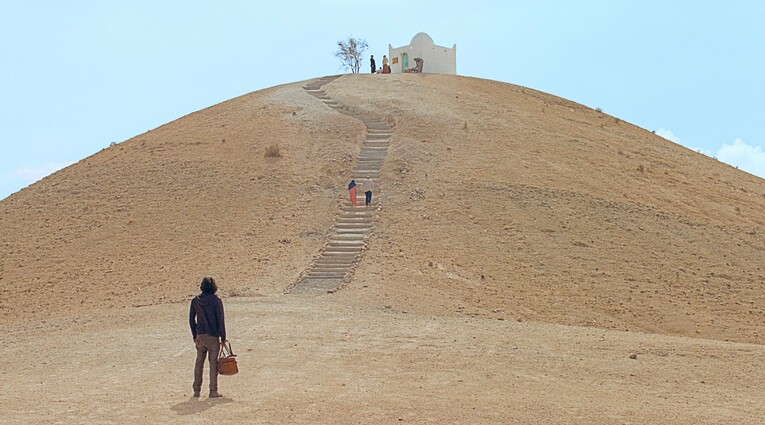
[1,1,764,200]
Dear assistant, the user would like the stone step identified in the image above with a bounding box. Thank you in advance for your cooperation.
[331,233,368,239]
[319,255,359,262]
[308,266,349,272]
[319,246,363,253]
[335,220,372,228]
[367,133,391,140]
[340,207,372,212]
[338,216,369,222]
[324,240,364,248]
[314,253,358,266]
[338,212,374,219]
[335,224,372,230]
[335,229,371,235]
[307,266,347,272]
[368,128,393,134]
[336,215,371,220]
[321,251,361,258]
[311,264,352,271]
[315,257,355,263]
[314,258,356,265]
[317,253,357,259]
[334,229,370,235]
[335,223,372,228]
[330,222,371,227]
[306,272,346,278]
[338,210,371,216]
[330,235,366,242]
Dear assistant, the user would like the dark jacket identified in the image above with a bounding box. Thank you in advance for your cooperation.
[189,293,226,340]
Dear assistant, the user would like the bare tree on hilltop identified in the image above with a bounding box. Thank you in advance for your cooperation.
[335,37,368,74]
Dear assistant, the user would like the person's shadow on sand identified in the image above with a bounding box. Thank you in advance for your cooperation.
[171,396,233,415]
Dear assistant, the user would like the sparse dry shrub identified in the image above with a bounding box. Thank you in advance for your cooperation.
[462,121,469,130]
[637,164,645,172]
[264,143,282,158]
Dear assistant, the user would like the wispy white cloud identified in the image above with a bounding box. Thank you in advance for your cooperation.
[9,161,75,184]
[657,128,715,157]
[655,128,680,144]
[716,138,765,179]
[657,129,765,179]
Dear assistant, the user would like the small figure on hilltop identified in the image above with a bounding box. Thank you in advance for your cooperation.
[348,179,357,206]
[361,176,374,207]
[382,55,389,73]
[189,276,227,398]
[370,55,376,73]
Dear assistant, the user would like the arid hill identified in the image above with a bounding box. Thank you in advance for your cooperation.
[2,74,765,344]
[4,74,765,424]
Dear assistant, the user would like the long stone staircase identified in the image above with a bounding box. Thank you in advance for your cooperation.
[290,76,393,294]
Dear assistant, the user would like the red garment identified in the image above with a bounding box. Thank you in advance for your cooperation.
[349,186,357,206]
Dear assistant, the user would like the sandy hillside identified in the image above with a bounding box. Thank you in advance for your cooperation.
[2,74,765,423]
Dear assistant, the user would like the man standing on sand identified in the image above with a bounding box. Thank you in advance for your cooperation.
[370,55,376,73]
[189,276,227,398]
[360,176,374,207]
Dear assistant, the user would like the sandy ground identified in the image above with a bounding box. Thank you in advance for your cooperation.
[2,295,765,424]
[3,74,765,423]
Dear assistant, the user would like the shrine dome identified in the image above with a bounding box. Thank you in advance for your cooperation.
[410,32,434,46]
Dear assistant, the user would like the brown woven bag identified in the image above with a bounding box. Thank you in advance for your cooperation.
[218,341,238,376]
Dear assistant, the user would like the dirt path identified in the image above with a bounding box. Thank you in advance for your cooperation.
[2,295,764,424]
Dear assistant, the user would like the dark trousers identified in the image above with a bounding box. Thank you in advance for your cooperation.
[365,191,372,206]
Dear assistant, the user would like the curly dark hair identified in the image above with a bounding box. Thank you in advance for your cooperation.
[200,276,217,294]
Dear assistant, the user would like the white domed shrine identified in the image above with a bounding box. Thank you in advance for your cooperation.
[388,32,456,74]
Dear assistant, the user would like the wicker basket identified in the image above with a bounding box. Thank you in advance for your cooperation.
[218,341,238,376]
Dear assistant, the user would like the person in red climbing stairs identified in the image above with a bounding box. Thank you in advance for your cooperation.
[360,176,373,207]
[348,179,357,206]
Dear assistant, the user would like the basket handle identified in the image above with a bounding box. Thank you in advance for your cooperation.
[219,341,236,358]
